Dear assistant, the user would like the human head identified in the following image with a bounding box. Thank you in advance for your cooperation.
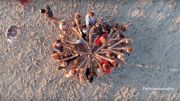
[102,64,110,72]
[97,16,103,23]
[60,19,66,25]
[117,54,125,63]
[70,69,76,74]
[56,40,61,43]
[121,24,128,31]
[88,11,95,18]
[106,51,115,58]
[113,23,119,30]
[102,24,108,32]
[51,52,60,59]
[73,60,78,65]
[127,47,133,54]
[100,36,106,44]
[75,13,82,20]
[60,61,68,67]
[95,23,100,27]
[55,40,61,47]
[41,9,46,14]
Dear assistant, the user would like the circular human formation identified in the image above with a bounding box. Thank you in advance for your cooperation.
[51,11,133,83]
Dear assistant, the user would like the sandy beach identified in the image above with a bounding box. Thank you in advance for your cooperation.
[0,0,180,100]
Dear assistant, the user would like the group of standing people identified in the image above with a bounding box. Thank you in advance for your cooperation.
[40,5,133,83]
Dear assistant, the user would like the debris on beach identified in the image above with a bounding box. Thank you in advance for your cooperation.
[6,25,20,44]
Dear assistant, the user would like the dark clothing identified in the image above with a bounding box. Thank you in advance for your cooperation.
[82,33,86,40]
[66,57,77,65]
[86,68,93,83]
[54,46,63,53]
[96,27,102,35]
[46,6,53,18]
[58,66,65,70]
[18,0,29,5]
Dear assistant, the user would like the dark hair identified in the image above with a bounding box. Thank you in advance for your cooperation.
[52,51,57,54]
[112,23,119,28]
[56,40,61,43]
[82,24,86,29]
[89,11,95,17]
[102,25,108,32]
[41,9,46,13]
[72,21,77,27]
[121,25,127,31]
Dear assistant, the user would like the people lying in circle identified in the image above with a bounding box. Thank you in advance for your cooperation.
[50,11,133,83]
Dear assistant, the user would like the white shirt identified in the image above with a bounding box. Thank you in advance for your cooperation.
[85,14,96,27]
[71,38,84,44]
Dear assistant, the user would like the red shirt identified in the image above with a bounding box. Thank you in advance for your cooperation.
[104,67,111,75]
[95,34,106,45]
[101,58,109,65]
[19,0,29,4]
[100,58,111,75]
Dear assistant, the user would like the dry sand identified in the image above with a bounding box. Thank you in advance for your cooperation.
[0,0,180,100]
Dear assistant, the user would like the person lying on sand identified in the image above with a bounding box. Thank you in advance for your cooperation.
[71,21,79,34]
[112,23,128,33]
[96,66,104,77]
[73,68,85,83]
[41,6,55,21]
[94,24,111,46]
[110,23,128,38]
[51,51,63,61]
[74,13,82,27]
[59,19,68,34]
[71,21,85,42]
[93,16,104,35]
[95,33,106,46]
[88,25,98,46]
[52,40,63,53]
[86,68,97,83]
[106,51,116,59]
[117,53,126,64]
[117,47,133,55]
[64,66,77,77]
[58,61,68,70]
[105,52,118,69]
[96,16,104,26]
[120,23,128,32]
[96,53,117,75]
